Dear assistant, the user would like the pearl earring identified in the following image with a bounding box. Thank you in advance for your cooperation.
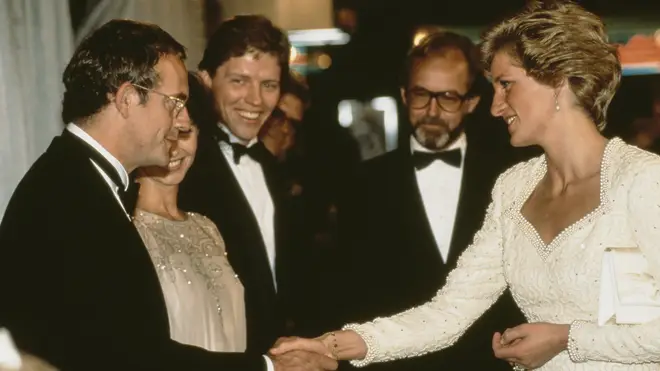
[555,96,560,112]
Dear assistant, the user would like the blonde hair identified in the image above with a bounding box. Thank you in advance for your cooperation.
[481,0,621,130]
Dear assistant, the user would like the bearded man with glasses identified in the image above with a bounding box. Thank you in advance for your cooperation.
[333,31,526,371]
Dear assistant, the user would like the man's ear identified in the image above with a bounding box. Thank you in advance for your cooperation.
[198,70,213,89]
[113,82,140,118]
[400,87,408,106]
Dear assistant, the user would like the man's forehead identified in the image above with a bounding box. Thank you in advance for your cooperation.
[154,55,188,89]
[410,54,470,86]
[412,51,469,71]
[220,54,281,78]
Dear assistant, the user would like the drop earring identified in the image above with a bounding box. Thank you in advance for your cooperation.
[554,93,560,112]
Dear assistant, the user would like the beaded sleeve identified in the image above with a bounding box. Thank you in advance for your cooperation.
[345,169,513,366]
[568,161,660,364]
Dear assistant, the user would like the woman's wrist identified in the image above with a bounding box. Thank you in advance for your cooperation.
[558,324,570,349]
[319,329,368,361]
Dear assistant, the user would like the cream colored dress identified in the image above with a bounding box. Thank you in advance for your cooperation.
[347,138,660,370]
[133,210,246,352]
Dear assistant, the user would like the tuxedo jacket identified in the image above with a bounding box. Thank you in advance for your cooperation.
[0,131,265,371]
[335,125,527,371]
[178,129,302,353]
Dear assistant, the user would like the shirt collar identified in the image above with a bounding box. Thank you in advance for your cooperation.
[218,123,258,147]
[66,123,130,191]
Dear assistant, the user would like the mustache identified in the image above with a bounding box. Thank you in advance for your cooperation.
[415,116,449,128]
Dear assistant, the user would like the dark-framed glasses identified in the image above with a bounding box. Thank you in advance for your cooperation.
[132,83,187,118]
[406,88,470,113]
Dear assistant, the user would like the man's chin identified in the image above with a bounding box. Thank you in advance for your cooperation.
[414,132,449,150]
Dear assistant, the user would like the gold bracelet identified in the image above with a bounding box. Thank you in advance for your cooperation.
[329,332,339,359]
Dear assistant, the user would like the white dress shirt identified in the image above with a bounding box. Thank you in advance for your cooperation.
[218,125,277,287]
[66,123,130,218]
[411,133,466,263]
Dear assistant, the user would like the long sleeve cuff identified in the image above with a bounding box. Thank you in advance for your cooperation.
[343,323,377,367]
[264,355,275,371]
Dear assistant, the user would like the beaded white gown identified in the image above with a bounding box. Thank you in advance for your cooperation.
[133,210,246,352]
[347,138,660,370]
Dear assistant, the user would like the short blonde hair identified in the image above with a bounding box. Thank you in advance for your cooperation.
[481,0,621,130]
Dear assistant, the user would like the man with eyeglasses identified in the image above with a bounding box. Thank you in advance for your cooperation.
[0,19,336,371]
[333,31,526,371]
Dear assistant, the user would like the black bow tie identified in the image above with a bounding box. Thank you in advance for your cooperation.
[412,149,462,170]
[228,142,268,165]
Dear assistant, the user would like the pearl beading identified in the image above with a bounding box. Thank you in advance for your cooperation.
[134,211,240,320]
[509,139,615,260]
[343,323,377,368]
[567,320,588,363]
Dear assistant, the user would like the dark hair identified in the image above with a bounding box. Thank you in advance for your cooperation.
[402,31,485,97]
[261,107,289,134]
[62,19,186,124]
[282,71,311,108]
[186,71,218,128]
[198,15,290,81]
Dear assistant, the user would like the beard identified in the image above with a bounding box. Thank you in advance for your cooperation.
[412,116,461,151]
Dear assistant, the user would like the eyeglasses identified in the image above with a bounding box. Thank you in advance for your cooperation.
[406,88,470,113]
[132,83,187,118]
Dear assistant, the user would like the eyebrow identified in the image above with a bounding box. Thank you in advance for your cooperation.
[409,85,463,95]
[226,72,250,79]
[488,74,502,83]
[225,72,280,83]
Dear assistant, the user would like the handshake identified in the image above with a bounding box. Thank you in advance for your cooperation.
[267,330,368,371]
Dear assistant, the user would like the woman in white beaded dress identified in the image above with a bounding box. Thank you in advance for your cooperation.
[132,72,246,352]
[271,1,660,370]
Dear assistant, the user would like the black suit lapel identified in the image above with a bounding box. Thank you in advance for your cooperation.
[446,144,493,269]
[53,132,171,323]
[257,149,290,287]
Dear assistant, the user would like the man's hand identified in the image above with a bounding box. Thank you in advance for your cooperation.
[270,350,338,371]
[271,336,333,358]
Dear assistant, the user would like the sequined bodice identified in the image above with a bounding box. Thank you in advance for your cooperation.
[348,138,660,370]
[133,210,246,352]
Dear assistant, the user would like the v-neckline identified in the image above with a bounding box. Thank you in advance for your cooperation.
[514,138,618,260]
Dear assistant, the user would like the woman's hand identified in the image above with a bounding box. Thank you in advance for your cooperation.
[492,323,569,369]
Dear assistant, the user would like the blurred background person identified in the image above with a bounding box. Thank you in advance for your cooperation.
[260,107,297,164]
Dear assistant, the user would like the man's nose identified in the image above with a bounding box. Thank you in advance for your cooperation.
[427,97,441,117]
[245,83,263,106]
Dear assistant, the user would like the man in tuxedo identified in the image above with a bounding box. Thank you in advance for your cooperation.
[0,19,335,371]
[179,15,304,354]
[335,31,526,370]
